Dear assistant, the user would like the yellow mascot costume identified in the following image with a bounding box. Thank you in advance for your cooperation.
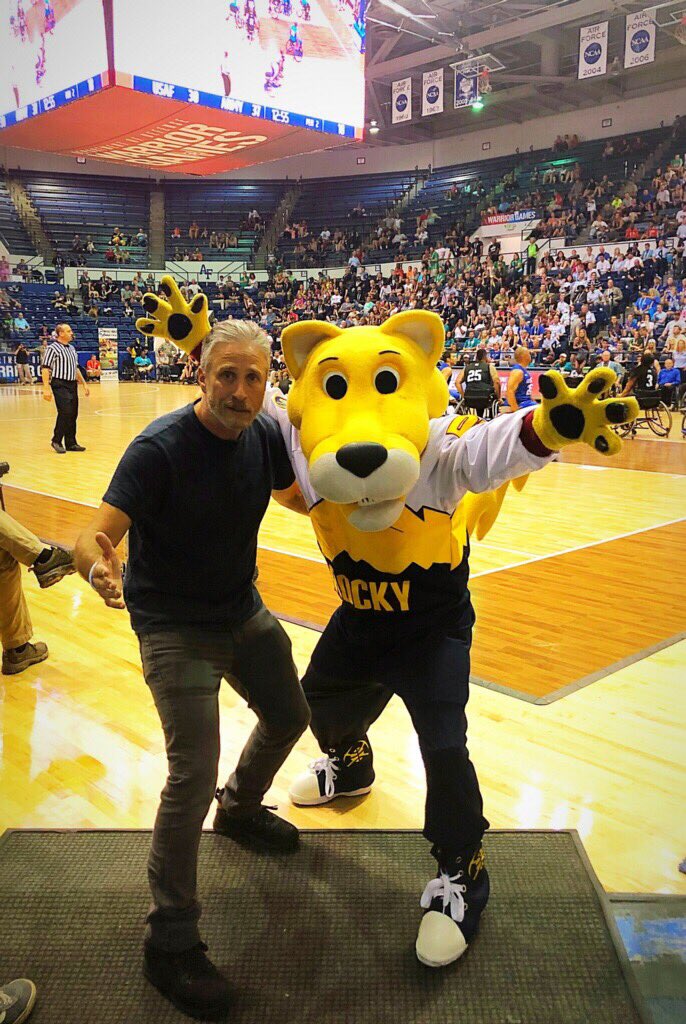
[137,279,638,969]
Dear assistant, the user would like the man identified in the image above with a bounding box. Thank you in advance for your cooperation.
[14,342,32,385]
[1,503,74,675]
[74,319,310,1021]
[658,357,681,408]
[505,345,536,411]
[134,352,154,380]
[85,354,101,382]
[41,323,89,454]
[13,311,30,334]
[455,347,501,413]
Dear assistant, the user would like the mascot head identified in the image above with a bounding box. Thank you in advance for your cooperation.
[281,310,449,531]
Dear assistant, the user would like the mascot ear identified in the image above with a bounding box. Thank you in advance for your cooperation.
[379,310,446,364]
[281,320,343,379]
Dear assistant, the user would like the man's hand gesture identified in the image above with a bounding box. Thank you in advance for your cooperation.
[90,532,125,608]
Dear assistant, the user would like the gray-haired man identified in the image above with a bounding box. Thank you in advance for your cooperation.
[75,319,310,1020]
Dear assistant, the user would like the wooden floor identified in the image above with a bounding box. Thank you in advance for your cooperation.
[1,381,685,896]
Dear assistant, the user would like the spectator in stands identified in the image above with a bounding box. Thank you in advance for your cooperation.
[188,220,200,240]
[86,355,101,382]
[179,354,198,385]
[71,233,83,253]
[136,227,148,246]
[155,340,176,382]
[658,357,680,407]
[0,256,9,282]
[13,310,30,334]
[15,259,29,280]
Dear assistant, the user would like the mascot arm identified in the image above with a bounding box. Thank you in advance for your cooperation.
[135,275,211,360]
[434,406,553,505]
[532,368,638,457]
[272,480,310,516]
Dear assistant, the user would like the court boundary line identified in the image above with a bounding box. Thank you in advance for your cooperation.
[5,484,685,575]
[470,632,686,705]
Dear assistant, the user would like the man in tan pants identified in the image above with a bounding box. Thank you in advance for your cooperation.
[0,508,75,675]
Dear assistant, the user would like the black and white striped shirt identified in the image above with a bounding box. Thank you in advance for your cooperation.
[42,341,79,382]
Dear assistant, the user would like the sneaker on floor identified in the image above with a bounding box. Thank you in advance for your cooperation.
[30,546,75,589]
[143,940,232,1021]
[416,846,490,968]
[213,794,299,853]
[288,739,375,806]
[51,442,65,454]
[0,978,37,1024]
[65,444,86,452]
[2,641,48,676]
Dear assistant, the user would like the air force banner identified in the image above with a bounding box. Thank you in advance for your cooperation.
[625,9,656,69]
[392,78,412,123]
[422,69,444,117]
[578,21,608,79]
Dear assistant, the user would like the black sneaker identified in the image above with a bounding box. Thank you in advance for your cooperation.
[2,641,48,676]
[416,846,490,967]
[288,738,375,806]
[143,940,232,1021]
[65,444,86,452]
[51,442,65,454]
[0,978,37,1023]
[30,546,75,589]
[213,794,299,853]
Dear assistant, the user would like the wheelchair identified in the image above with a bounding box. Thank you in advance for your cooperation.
[614,388,672,439]
[456,386,500,420]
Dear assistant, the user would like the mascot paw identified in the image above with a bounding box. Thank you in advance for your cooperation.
[135,275,211,357]
[533,368,639,456]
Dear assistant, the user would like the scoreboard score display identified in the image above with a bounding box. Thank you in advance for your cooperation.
[0,0,367,174]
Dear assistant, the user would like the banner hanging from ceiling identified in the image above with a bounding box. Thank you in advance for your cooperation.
[422,68,443,116]
[392,78,412,123]
[578,21,608,79]
[454,71,478,109]
[624,9,656,69]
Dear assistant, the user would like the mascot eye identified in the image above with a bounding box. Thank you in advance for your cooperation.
[323,371,348,400]
[374,366,400,395]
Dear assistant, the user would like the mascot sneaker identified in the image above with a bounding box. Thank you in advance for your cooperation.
[289,739,374,806]
[416,846,489,968]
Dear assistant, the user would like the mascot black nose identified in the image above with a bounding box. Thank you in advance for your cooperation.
[335,443,388,479]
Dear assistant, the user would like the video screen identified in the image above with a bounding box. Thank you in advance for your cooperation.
[0,0,109,129]
[113,0,367,138]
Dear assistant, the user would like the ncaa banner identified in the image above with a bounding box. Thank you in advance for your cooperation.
[625,9,656,68]
[578,21,608,79]
[422,68,443,117]
[454,71,478,109]
[392,78,412,123]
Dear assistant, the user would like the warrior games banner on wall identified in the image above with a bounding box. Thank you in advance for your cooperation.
[422,68,443,117]
[578,21,608,79]
[392,77,412,123]
[625,9,656,69]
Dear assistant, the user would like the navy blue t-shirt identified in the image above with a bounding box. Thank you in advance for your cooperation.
[103,402,295,634]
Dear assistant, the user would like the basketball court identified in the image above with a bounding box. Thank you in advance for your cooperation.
[1,378,684,898]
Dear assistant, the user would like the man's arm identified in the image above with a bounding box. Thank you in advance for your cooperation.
[489,364,501,398]
[76,364,90,395]
[74,502,131,608]
[506,368,523,411]
[41,365,52,402]
[272,481,310,516]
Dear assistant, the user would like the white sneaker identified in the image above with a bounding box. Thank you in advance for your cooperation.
[288,749,374,806]
[416,852,490,968]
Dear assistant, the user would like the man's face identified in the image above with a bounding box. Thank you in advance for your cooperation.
[57,325,73,345]
[198,341,268,434]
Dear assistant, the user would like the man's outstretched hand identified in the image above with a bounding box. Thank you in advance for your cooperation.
[90,532,125,609]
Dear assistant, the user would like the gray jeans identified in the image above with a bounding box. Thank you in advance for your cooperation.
[139,605,310,951]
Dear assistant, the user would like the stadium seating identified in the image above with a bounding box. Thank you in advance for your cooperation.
[0,179,35,255]
[18,172,151,268]
[164,179,287,262]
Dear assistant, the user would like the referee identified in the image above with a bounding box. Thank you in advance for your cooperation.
[41,323,89,453]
